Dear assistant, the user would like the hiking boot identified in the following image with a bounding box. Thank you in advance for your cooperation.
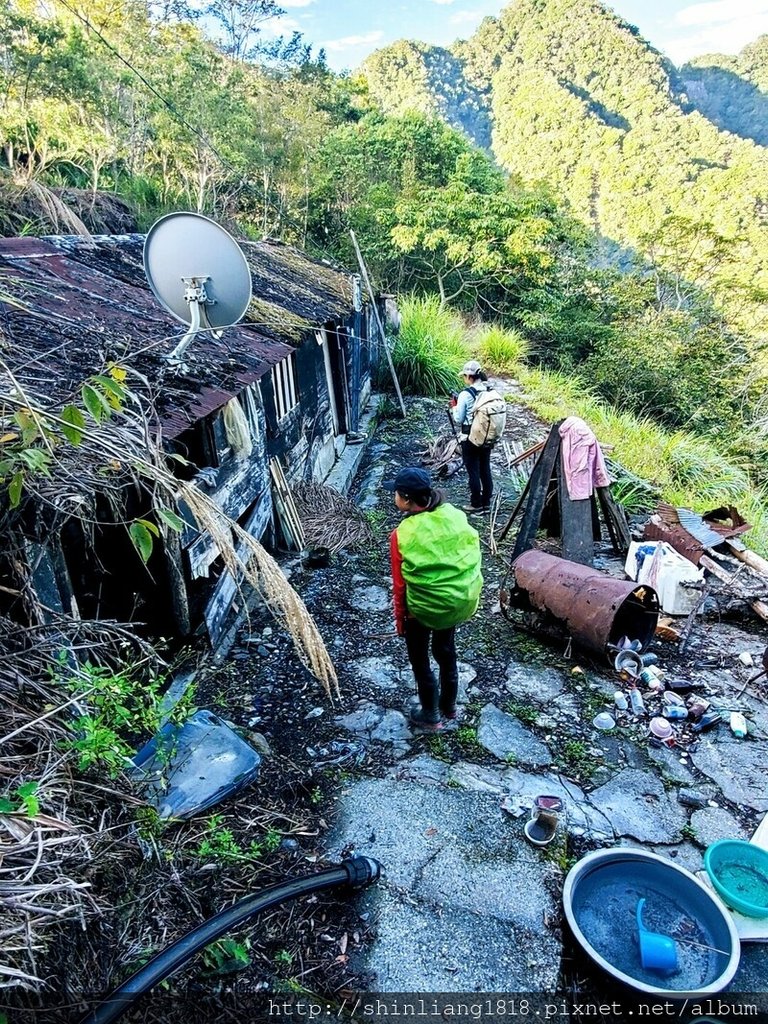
[462,504,485,514]
[440,704,458,720]
[409,706,443,732]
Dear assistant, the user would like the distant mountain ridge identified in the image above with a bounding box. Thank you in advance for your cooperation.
[360,0,768,330]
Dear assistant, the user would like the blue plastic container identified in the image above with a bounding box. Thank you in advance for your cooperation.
[704,840,768,918]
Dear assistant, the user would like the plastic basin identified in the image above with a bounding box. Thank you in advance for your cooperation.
[563,848,740,996]
[704,840,768,918]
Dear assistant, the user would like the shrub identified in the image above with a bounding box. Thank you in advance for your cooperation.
[382,294,468,397]
[477,325,528,375]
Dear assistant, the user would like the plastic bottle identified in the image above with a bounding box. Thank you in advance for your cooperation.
[730,711,748,738]
[614,691,629,711]
[663,704,688,720]
[629,686,646,715]
[692,711,722,733]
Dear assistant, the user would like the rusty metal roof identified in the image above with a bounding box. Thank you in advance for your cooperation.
[0,233,354,438]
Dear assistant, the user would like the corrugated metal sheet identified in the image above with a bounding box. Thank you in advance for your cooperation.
[0,233,353,439]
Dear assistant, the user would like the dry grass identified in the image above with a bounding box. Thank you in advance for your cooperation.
[291,481,376,554]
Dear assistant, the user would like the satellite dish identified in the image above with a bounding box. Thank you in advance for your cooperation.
[143,212,252,362]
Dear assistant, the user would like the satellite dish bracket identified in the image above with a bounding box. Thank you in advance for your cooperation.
[167,276,218,362]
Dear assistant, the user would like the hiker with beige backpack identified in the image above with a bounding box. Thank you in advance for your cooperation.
[450,360,507,514]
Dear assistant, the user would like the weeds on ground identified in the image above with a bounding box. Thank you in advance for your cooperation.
[201,938,251,975]
[556,739,597,780]
[0,781,40,817]
[193,814,281,864]
[505,701,538,725]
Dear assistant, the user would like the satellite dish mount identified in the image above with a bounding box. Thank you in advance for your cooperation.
[170,275,218,362]
[143,212,252,364]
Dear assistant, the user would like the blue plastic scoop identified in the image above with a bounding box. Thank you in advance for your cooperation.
[636,898,679,972]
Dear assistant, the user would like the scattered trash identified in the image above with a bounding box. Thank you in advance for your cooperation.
[524,795,563,847]
[629,685,646,715]
[692,711,723,733]
[729,711,748,738]
[130,710,262,819]
[615,649,643,677]
[704,839,768,918]
[663,705,688,721]
[625,540,704,616]
[306,740,365,767]
[614,691,629,711]
[738,652,754,668]
[304,707,324,720]
[593,712,616,731]
[649,717,673,742]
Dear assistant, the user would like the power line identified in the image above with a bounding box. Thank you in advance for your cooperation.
[50,0,349,269]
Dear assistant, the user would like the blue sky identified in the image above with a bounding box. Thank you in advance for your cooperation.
[263,0,768,71]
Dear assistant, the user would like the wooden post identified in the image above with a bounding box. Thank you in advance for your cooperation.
[349,229,406,418]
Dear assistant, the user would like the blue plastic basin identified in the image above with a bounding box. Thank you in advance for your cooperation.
[705,839,768,918]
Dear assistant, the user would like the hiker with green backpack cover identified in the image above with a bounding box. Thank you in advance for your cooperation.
[384,466,483,731]
[451,360,507,513]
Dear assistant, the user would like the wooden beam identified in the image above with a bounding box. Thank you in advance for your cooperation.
[726,540,768,579]
[558,457,593,565]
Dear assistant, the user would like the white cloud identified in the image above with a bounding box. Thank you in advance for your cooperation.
[430,0,457,5]
[665,6,768,62]
[280,0,314,7]
[259,14,300,36]
[323,30,385,51]
[675,0,768,27]
[449,9,484,25]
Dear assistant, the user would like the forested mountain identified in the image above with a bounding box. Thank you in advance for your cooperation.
[363,0,768,342]
[1,0,766,469]
[681,36,768,148]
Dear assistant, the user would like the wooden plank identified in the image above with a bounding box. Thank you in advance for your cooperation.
[511,423,562,559]
[204,495,273,647]
[597,486,632,555]
[558,453,594,565]
[497,474,531,543]
[726,540,768,579]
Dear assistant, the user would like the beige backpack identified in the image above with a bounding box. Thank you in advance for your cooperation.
[467,386,507,447]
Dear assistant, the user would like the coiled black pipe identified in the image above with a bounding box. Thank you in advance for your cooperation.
[79,856,381,1024]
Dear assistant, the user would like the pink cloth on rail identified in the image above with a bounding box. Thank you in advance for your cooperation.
[558,416,611,500]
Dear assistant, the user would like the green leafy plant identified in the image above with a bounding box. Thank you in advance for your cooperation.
[476,325,528,374]
[56,658,172,777]
[201,938,251,975]
[383,295,468,397]
[506,701,538,725]
[454,725,481,753]
[274,948,294,967]
[0,781,40,817]
[193,814,281,864]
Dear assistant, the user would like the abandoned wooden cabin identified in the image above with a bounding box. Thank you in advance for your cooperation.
[0,232,385,647]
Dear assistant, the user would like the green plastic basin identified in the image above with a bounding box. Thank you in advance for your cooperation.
[704,839,768,918]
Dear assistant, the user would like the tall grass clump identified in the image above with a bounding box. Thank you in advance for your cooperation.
[385,295,468,397]
[476,325,528,375]
[517,366,768,555]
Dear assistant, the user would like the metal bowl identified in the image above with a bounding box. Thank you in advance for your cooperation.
[564,848,740,996]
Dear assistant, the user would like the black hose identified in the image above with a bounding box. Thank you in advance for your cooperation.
[79,856,381,1024]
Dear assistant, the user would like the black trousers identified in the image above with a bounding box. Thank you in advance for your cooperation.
[404,618,459,714]
[461,439,493,508]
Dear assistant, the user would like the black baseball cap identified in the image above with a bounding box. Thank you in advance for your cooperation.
[382,466,432,494]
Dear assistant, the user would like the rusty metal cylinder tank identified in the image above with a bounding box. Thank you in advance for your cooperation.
[512,550,660,655]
